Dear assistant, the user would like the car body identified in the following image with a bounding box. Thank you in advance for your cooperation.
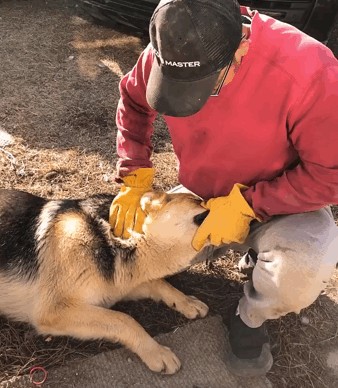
[79,0,337,42]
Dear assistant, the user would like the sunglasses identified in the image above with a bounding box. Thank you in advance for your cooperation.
[210,60,233,97]
[210,34,246,97]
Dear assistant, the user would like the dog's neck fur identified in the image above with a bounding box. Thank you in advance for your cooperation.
[114,233,193,287]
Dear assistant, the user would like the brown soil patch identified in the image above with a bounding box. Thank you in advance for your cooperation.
[0,1,337,387]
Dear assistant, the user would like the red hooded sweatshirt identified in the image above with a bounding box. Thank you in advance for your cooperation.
[115,7,338,221]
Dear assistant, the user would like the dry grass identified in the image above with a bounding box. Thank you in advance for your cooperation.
[0,1,337,387]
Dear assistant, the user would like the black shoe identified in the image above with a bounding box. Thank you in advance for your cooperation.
[227,308,273,377]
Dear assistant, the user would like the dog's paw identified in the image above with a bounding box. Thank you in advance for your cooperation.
[140,343,181,374]
[175,295,209,319]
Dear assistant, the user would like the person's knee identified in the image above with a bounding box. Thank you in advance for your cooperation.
[250,245,336,318]
[242,211,338,324]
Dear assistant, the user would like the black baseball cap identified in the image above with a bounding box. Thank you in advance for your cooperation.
[146,0,243,117]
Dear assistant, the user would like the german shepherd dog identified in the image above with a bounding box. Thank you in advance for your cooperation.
[0,189,210,374]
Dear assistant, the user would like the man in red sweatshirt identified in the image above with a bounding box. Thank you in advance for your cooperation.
[109,0,338,377]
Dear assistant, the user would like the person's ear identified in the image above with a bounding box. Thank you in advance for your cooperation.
[234,39,250,63]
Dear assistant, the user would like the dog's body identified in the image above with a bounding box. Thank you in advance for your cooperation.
[0,189,209,374]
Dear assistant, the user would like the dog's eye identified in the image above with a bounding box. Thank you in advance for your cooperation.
[188,195,202,202]
[193,210,209,226]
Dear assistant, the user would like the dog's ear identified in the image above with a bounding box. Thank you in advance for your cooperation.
[140,191,169,215]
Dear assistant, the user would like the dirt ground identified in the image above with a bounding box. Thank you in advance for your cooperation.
[0,1,337,387]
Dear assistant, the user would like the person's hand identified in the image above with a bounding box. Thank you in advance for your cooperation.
[192,184,259,251]
[109,168,154,238]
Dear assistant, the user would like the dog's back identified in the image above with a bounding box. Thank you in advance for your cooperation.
[0,189,47,280]
[0,190,47,321]
[0,189,117,322]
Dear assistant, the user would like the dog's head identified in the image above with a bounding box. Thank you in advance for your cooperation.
[140,191,209,253]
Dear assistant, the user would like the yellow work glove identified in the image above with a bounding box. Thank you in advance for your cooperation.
[109,168,154,239]
[192,184,259,251]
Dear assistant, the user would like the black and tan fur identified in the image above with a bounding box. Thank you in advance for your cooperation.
[0,189,210,374]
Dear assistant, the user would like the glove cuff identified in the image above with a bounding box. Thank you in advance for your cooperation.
[231,183,258,220]
[122,168,154,189]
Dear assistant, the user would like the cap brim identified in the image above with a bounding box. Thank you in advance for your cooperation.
[146,59,220,117]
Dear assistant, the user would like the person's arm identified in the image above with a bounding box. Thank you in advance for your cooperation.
[243,64,338,221]
[110,45,157,238]
[192,64,338,251]
[115,44,157,181]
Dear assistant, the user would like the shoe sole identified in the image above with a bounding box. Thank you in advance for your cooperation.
[226,343,273,377]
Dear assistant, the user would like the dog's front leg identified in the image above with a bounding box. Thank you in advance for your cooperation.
[125,279,209,319]
[37,305,180,374]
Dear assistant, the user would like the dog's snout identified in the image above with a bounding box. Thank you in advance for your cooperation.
[193,210,209,226]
